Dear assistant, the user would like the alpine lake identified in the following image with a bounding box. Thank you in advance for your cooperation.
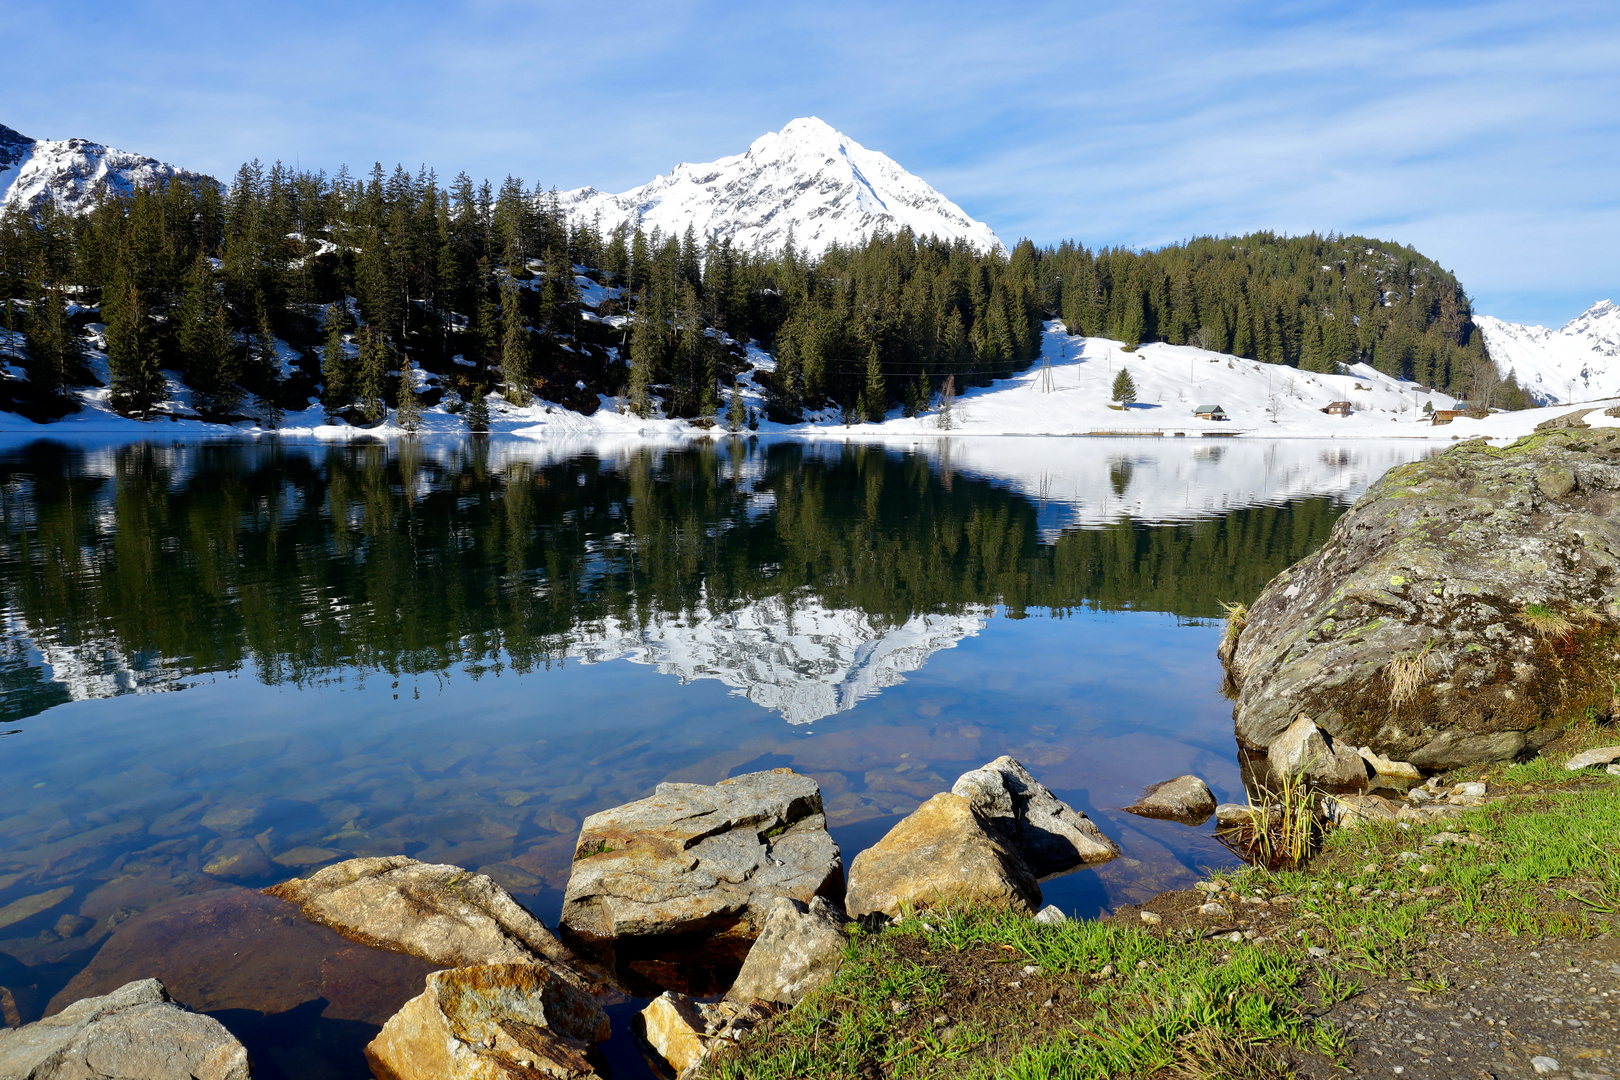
[0,433,1434,1077]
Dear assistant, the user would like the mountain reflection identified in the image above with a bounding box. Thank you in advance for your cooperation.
[0,437,1352,724]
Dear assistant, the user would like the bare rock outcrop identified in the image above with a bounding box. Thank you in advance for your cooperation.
[559,769,842,995]
[0,978,250,1080]
[844,792,1040,919]
[949,756,1119,875]
[637,993,770,1079]
[266,856,585,976]
[366,963,609,1080]
[1224,430,1620,769]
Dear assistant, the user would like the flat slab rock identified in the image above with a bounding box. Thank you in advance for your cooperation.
[726,896,847,1008]
[367,963,609,1080]
[1224,430,1620,769]
[1565,745,1620,770]
[0,978,250,1080]
[266,855,584,978]
[559,769,842,993]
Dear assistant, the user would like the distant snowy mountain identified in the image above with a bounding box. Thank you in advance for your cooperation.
[560,117,1005,257]
[1477,301,1620,405]
[0,122,216,215]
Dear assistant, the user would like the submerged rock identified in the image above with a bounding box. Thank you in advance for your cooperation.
[0,978,250,1080]
[559,769,842,995]
[1123,774,1217,824]
[266,856,583,975]
[844,792,1040,919]
[366,963,609,1080]
[726,896,847,1007]
[949,756,1119,875]
[1224,430,1620,768]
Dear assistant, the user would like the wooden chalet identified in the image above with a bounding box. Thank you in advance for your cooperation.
[1193,404,1227,421]
[1321,401,1353,416]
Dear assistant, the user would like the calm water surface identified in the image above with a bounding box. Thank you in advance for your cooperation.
[0,434,1431,1075]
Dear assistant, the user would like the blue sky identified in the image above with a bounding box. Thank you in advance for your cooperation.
[3,0,1615,326]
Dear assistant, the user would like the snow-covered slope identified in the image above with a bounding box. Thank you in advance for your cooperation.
[0,122,216,215]
[560,117,1005,257]
[1477,301,1620,405]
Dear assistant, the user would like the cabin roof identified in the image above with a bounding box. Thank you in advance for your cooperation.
[1194,404,1225,412]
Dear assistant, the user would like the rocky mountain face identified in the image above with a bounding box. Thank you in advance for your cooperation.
[560,116,1005,257]
[1477,300,1620,405]
[0,122,216,215]
[1223,428,1620,770]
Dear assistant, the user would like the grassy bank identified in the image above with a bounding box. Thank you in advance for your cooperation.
[702,729,1620,1079]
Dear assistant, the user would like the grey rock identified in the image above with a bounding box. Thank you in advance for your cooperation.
[559,769,842,993]
[1034,904,1069,925]
[727,896,847,1007]
[1122,775,1217,824]
[1323,793,1399,830]
[266,856,586,978]
[1224,430,1620,767]
[1214,803,1271,827]
[1565,745,1620,770]
[0,978,250,1079]
[1267,715,1371,785]
[950,756,1119,876]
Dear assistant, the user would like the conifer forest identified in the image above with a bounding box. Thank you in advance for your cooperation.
[0,161,1509,427]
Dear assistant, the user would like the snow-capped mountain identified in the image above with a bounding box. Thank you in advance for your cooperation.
[567,596,985,725]
[1477,301,1620,405]
[0,122,216,215]
[560,117,1005,257]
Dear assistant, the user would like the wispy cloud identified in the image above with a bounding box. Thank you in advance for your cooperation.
[0,0,1612,324]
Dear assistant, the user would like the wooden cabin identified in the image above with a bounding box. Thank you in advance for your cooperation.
[1321,401,1353,416]
[1193,404,1227,421]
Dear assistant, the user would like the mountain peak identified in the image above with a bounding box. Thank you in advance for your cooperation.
[0,123,31,149]
[0,126,216,216]
[561,119,1004,257]
[1478,299,1620,404]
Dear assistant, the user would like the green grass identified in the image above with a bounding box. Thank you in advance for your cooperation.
[703,775,1620,1079]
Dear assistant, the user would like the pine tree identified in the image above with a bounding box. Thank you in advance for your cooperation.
[937,374,956,430]
[627,289,657,417]
[1111,366,1137,406]
[22,275,81,400]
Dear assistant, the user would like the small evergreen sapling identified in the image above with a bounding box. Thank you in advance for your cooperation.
[465,391,491,432]
[1111,367,1138,406]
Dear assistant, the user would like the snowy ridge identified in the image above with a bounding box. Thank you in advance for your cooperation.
[0,122,216,215]
[1477,301,1620,405]
[560,117,1005,257]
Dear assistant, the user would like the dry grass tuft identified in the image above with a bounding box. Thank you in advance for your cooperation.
[1522,602,1574,639]
[1219,601,1249,651]
[1385,639,1436,708]
[1168,1026,1295,1080]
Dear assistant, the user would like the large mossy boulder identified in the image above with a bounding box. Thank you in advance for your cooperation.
[1224,430,1620,769]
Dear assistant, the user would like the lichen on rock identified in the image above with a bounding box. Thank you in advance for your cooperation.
[1224,429,1620,769]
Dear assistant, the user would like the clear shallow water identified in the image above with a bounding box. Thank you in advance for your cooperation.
[0,435,1432,1074]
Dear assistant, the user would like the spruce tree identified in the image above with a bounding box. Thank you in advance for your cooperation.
[320,303,353,420]
[861,344,886,422]
[396,363,421,432]
[500,276,530,405]
[356,327,389,424]
[465,390,490,432]
[105,277,164,417]
[251,309,283,427]
[726,381,747,432]
[1111,366,1137,406]
[23,276,81,400]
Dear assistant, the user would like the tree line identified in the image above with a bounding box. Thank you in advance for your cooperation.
[0,161,1514,426]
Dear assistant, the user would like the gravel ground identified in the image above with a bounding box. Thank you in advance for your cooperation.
[1309,931,1619,1080]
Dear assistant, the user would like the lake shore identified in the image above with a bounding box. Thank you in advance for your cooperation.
[699,718,1620,1080]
